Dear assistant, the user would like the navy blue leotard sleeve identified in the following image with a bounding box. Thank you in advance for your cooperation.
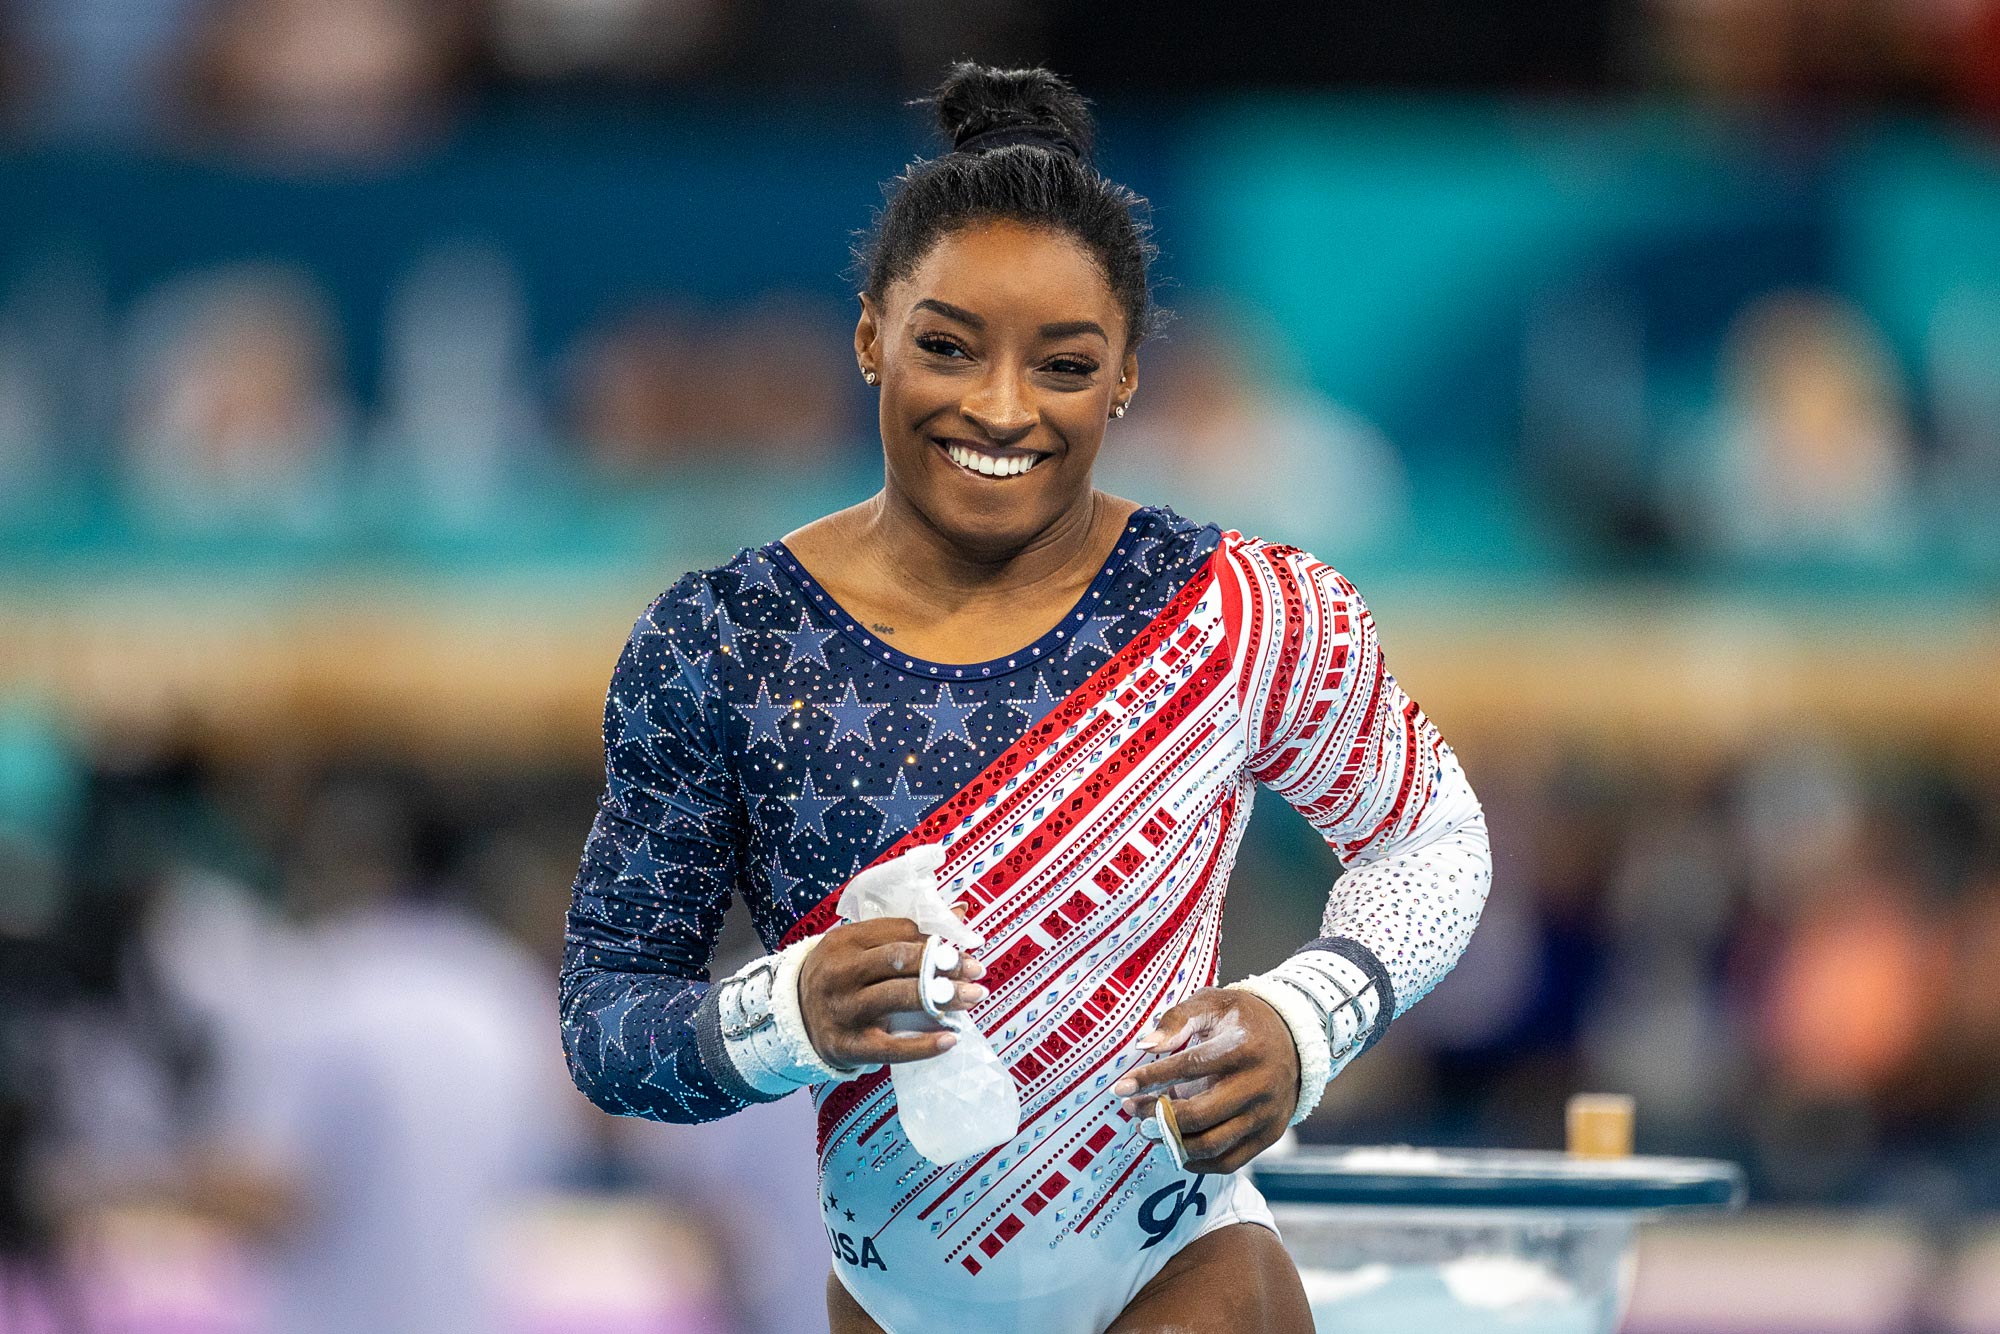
[559,576,762,1124]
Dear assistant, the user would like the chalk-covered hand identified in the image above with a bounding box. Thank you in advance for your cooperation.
[798,917,988,1070]
[1111,987,1300,1175]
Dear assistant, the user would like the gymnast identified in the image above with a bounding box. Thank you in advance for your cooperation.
[560,61,1492,1334]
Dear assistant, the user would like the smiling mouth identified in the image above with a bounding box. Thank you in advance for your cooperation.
[933,437,1049,479]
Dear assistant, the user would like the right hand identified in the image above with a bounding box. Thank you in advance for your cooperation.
[798,917,989,1068]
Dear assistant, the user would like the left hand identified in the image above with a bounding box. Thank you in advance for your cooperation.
[1111,987,1300,1174]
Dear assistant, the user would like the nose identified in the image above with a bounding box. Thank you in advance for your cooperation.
[959,365,1036,445]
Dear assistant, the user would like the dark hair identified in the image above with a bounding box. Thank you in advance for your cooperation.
[851,63,1165,350]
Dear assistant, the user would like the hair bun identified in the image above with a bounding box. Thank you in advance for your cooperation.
[931,62,1096,168]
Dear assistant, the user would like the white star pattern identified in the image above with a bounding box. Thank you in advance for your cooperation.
[613,693,663,749]
[732,678,790,751]
[863,766,934,836]
[777,613,836,674]
[912,682,980,750]
[783,769,846,845]
[818,679,888,748]
[1006,673,1062,726]
[732,554,786,599]
[1068,612,1121,660]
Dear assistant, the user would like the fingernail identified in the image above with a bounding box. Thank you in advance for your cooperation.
[936,1033,957,1050]
[959,983,989,1005]
[963,959,987,981]
[1112,1076,1137,1096]
[1137,1027,1164,1050]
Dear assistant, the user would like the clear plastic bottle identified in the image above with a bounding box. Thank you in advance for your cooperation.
[837,845,1021,1163]
[891,1009,1021,1164]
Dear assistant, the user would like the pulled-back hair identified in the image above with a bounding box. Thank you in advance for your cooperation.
[851,62,1164,350]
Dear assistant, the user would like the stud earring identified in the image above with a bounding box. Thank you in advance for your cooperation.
[1111,402,1127,419]
[862,369,878,385]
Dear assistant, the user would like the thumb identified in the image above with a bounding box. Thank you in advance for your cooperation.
[1135,1000,1203,1054]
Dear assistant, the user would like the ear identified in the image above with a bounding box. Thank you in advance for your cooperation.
[855,292,882,378]
[1117,345,1139,409]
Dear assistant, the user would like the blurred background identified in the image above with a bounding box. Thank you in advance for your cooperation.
[0,1,1997,1330]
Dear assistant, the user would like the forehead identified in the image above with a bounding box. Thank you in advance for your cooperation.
[895,219,1122,334]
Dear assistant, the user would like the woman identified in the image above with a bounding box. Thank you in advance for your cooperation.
[561,63,1492,1334]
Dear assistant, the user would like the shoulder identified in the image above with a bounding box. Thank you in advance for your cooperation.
[1123,502,1224,582]
[1200,528,1360,600]
[1209,529,1370,643]
[626,545,796,647]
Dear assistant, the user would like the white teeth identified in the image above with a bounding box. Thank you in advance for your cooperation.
[944,442,1041,478]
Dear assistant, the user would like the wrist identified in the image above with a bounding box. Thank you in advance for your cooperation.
[1226,949,1382,1125]
[1225,976,1331,1126]
[716,935,874,1096]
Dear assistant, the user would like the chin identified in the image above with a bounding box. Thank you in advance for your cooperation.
[927,482,1079,561]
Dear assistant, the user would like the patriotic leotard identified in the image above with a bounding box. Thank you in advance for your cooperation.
[561,505,1488,1333]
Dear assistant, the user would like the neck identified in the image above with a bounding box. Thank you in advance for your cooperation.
[861,485,1114,607]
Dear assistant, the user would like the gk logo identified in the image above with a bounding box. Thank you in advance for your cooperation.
[1136,1177,1208,1250]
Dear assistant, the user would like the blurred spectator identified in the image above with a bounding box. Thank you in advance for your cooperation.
[1403,758,1616,1147]
[0,0,201,135]
[1927,290,2000,566]
[563,295,854,478]
[371,244,545,529]
[1519,280,1671,563]
[0,252,114,513]
[187,771,585,1334]
[1100,306,1408,552]
[1926,866,2000,1203]
[1749,829,1947,1197]
[1638,0,1970,109]
[179,0,476,161]
[120,263,349,535]
[1664,290,1920,564]
[490,0,733,82]
[1582,786,1746,1145]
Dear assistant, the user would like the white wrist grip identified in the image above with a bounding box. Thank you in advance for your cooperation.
[1227,950,1381,1125]
[718,934,875,1095]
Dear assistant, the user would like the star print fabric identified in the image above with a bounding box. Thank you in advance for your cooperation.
[560,507,1224,1124]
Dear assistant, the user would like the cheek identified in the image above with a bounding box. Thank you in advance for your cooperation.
[1050,402,1109,466]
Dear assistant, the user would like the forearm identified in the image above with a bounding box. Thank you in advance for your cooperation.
[1231,778,1492,1124]
[1318,803,1491,1020]
[559,937,865,1124]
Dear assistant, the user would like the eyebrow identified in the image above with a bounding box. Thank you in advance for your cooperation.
[914,299,1109,344]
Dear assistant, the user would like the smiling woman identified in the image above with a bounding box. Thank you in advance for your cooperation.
[559,62,1492,1334]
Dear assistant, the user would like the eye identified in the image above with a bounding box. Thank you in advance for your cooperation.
[1046,357,1099,378]
[916,333,968,360]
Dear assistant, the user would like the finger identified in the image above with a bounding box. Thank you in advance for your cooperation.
[854,936,989,988]
[1178,1112,1266,1173]
[835,916,927,949]
[838,1027,958,1066]
[1167,1074,1276,1138]
[922,939,988,984]
[1133,1009,1198,1055]
[856,938,927,984]
[1111,1038,1248,1098]
[852,977,988,1017]
[1120,1093,1160,1121]
[1133,988,1233,1054]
